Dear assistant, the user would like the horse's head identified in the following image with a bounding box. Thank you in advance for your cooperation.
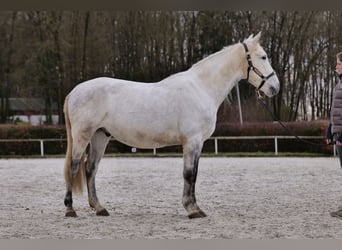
[242,32,280,98]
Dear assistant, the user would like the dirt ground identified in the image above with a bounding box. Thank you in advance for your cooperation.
[1,156,342,239]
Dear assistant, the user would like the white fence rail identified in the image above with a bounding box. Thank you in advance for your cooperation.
[0,136,327,157]
[0,138,65,157]
[208,136,327,156]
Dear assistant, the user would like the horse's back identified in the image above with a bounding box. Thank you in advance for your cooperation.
[65,75,216,148]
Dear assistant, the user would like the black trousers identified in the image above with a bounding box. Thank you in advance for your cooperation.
[334,134,342,168]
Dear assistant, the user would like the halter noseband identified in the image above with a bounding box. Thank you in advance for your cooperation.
[242,42,275,93]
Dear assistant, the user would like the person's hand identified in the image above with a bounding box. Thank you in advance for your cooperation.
[336,140,342,146]
[326,139,332,145]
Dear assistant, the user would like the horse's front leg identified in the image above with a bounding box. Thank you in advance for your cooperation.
[182,140,207,219]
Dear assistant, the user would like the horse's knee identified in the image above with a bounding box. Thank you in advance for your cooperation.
[183,169,197,183]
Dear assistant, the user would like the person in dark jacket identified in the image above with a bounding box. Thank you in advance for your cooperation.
[326,51,342,218]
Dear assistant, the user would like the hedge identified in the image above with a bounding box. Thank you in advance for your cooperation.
[210,121,330,155]
[0,125,66,156]
[0,121,332,156]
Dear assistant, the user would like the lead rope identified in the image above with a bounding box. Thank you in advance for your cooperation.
[257,97,329,147]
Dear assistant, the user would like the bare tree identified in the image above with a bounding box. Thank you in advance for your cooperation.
[2,11,342,124]
[0,11,16,123]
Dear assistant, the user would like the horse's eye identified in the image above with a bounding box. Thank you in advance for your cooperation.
[261,56,267,60]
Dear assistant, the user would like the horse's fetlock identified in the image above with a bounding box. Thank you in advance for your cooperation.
[64,198,72,207]
[64,191,73,207]
[183,196,196,209]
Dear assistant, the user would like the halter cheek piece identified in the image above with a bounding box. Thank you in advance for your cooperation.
[242,42,275,96]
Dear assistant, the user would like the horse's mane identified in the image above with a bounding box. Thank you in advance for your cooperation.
[161,42,243,83]
[190,43,238,70]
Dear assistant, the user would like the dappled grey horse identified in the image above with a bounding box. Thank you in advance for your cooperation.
[63,32,279,218]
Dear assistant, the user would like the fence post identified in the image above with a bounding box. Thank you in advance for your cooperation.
[214,138,218,155]
[274,137,278,155]
[153,148,157,156]
[40,140,44,157]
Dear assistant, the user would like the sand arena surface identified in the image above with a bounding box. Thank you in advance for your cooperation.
[1,157,342,239]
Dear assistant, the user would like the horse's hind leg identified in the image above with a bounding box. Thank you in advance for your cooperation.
[182,139,207,219]
[86,128,111,216]
[64,136,89,217]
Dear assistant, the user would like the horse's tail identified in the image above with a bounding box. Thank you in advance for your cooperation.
[63,95,86,194]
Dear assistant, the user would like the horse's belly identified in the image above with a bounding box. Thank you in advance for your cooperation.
[111,129,183,149]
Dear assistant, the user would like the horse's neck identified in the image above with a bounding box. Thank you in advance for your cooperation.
[190,44,245,108]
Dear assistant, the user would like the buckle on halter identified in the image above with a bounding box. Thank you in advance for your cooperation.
[256,89,264,99]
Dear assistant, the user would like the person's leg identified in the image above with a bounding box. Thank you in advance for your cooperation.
[331,134,342,218]
[335,144,342,168]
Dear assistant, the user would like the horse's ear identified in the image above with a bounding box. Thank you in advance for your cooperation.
[244,34,254,43]
[252,32,262,44]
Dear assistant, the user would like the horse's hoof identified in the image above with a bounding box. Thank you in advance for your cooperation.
[188,210,207,219]
[96,209,110,216]
[65,210,77,217]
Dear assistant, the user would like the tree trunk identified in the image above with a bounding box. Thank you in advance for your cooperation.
[1,12,16,123]
[81,11,90,82]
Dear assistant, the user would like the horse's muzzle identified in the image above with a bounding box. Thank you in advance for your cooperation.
[270,86,279,96]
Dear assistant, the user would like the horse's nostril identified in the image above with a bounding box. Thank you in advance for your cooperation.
[270,86,279,95]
